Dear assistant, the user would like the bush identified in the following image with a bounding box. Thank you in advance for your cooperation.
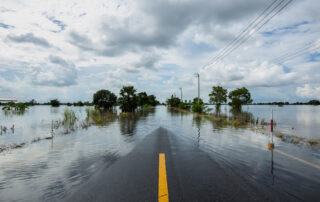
[2,102,28,112]
[178,102,190,110]
[192,102,206,113]
[166,95,181,107]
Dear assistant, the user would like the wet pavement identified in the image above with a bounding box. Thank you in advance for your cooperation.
[67,127,319,202]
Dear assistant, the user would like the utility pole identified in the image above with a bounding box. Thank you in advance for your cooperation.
[194,73,200,103]
[179,87,183,101]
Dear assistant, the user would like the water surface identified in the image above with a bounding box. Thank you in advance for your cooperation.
[0,106,319,201]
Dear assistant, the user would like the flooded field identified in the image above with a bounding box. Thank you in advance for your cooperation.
[0,105,320,201]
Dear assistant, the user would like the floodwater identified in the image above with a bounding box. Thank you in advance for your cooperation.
[0,105,320,201]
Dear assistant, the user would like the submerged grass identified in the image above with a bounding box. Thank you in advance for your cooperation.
[62,109,77,133]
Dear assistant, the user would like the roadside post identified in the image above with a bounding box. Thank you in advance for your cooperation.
[268,109,275,150]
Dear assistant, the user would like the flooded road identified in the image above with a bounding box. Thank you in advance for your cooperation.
[0,106,320,201]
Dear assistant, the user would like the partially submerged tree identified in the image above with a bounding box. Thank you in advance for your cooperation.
[137,92,149,107]
[93,89,117,109]
[209,86,227,108]
[137,92,159,107]
[118,86,138,112]
[228,87,252,109]
[147,95,159,106]
[50,99,60,107]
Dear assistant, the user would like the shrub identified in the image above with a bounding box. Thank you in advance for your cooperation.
[166,95,181,107]
[178,102,190,110]
[192,102,206,113]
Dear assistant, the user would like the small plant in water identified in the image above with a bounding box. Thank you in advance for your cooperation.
[62,109,77,133]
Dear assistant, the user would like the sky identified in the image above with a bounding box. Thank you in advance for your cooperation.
[0,0,320,103]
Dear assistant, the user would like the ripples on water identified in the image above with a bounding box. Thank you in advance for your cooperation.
[0,106,319,201]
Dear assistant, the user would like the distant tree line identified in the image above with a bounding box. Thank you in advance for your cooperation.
[253,100,320,105]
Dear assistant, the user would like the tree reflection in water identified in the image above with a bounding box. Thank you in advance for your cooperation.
[119,108,155,138]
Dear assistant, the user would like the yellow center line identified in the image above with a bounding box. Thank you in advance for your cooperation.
[159,153,169,202]
[274,149,320,171]
[232,133,320,171]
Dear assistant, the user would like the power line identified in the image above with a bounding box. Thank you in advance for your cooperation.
[203,0,280,68]
[209,0,293,67]
[274,44,320,64]
[203,0,293,68]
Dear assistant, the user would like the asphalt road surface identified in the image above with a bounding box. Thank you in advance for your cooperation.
[66,127,314,202]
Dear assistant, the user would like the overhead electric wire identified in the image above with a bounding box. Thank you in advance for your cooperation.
[273,44,312,62]
[202,0,280,67]
[208,0,293,67]
[209,0,284,65]
[202,0,293,69]
[274,44,320,64]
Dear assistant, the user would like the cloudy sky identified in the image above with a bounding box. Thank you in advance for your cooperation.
[0,0,320,103]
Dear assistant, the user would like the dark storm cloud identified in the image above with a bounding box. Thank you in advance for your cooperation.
[6,33,51,48]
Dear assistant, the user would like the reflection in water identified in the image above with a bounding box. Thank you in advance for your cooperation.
[50,107,60,114]
[192,116,204,147]
[119,109,155,138]
[229,107,254,124]
[3,109,27,116]
[270,149,274,185]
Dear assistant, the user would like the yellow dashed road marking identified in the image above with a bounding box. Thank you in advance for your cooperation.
[159,153,169,202]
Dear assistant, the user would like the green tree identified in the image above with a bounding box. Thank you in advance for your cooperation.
[209,86,227,107]
[147,95,159,106]
[228,87,252,109]
[50,99,60,107]
[166,95,181,107]
[118,86,138,112]
[93,89,117,109]
[137,92,149,107]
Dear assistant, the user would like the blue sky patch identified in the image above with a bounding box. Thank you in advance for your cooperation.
[0,22,14,29]
[309,52,320,62]
[261,21,309,36]
[47,16,67,32]
[282,66,291,73]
